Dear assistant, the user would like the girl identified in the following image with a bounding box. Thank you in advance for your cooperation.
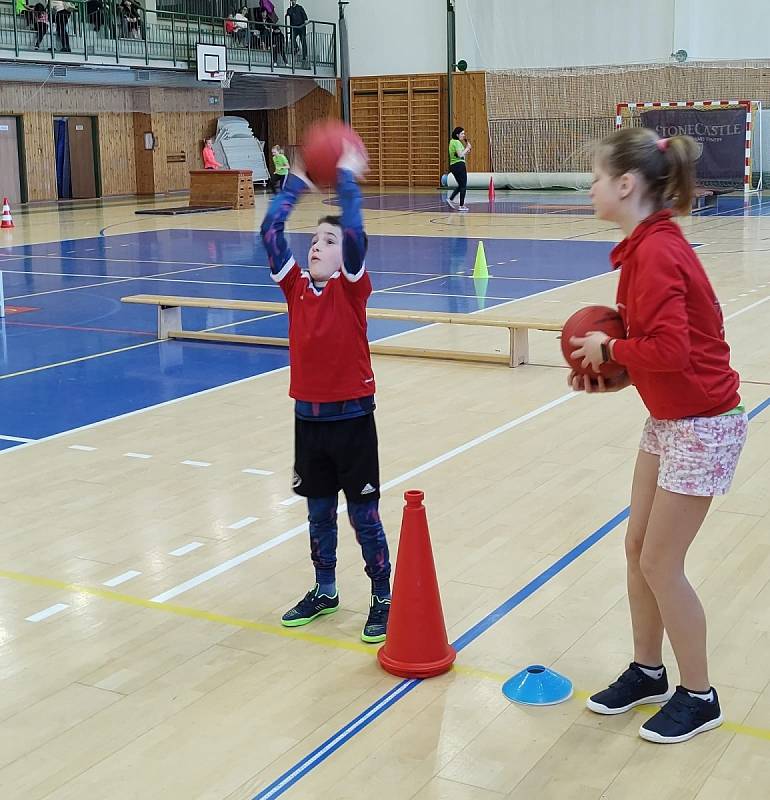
[570,127,747,744]
[447,126,471,212]
[33,2,49,49]
[201,138,222,170]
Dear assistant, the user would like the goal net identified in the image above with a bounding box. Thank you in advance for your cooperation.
[616,101,762,194]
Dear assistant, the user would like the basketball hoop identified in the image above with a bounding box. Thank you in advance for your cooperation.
[219,70,235,89]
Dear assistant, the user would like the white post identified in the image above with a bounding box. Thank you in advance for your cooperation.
[0,271,5,319]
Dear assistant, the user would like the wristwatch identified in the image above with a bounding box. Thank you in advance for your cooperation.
[600,338,613,364]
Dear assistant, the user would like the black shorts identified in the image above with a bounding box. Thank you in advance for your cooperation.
[293,413,381,504]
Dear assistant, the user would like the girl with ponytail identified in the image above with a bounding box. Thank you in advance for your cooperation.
[570,127,747,743]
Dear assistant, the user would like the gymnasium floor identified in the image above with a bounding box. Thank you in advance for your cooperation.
[1,187,770,799]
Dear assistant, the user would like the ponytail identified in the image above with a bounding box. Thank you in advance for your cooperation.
[663,135,700,215]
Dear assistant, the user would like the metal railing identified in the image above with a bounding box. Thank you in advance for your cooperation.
[0,1,336,75]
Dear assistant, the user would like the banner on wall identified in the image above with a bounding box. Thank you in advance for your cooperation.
[640,108,746,188]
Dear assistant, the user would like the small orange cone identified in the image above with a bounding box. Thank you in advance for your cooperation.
[488,176,495,204]
[1,198,14,229]
[377,490,456,679]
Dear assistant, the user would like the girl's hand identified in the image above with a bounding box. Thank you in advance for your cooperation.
[568,370,631,393]
[337,141,369,179]
[570,330,609,373]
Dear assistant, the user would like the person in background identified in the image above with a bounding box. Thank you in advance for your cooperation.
[50,0,72,52]
[33,2,49,49]
[285,0,308,63]
[225,13,236,37]
[16,0,35,30]
[447,126,471,212]
[233,7,249,45]
[271,144,290,192]
[202,138,222,170]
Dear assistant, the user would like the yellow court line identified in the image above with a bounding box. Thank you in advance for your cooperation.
[0,569,372,655]
[2,567,769,743]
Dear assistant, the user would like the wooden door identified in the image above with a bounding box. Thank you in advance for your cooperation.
[67,116,97,199]
[0,117,23,205]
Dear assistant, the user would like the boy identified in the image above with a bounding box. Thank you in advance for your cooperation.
[271,144,290,192]
[259,145,391,643]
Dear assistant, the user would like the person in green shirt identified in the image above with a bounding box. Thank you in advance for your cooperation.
[272,145,290,192]
[447,126,471,211]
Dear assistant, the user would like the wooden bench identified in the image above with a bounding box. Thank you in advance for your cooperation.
[121,294,563,368]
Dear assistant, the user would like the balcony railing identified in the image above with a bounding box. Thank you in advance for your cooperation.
[0,1,336,76]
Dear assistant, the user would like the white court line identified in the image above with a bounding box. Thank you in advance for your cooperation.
[169,542,205,557]
[124,452,152,459]
[181,460,211,468]
[150,392,577,603]
[26,603,69,622]
[7,264,223,301]
[228,516,259,530]
[103,570,142,587]
[0,433,35,443]
[69,445,96,451]
[242,468,274,476]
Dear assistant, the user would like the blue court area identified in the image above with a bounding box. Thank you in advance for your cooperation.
[0,228,615,445]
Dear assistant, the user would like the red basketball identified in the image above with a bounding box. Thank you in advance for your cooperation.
[300,119,367,188]
[560,305,626,378]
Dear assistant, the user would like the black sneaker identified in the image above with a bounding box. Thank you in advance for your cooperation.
[361,595,390,643]
[640,686,723,743]
[586,663,673,715]
[280,585,339,627]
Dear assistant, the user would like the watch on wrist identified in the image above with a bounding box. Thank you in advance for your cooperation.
[600,339,612,364]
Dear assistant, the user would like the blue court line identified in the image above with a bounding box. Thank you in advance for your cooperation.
[253,396,770,800]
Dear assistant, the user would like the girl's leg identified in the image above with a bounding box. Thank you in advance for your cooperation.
[640,489,712,690]
[625,449,665,666]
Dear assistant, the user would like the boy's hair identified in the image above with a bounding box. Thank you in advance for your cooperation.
[316,215,369,251]
[318,215,343,231]
[451,126,464,139]
[596,127,700,216]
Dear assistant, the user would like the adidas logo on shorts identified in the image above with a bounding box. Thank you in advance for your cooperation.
[361,483,376,495]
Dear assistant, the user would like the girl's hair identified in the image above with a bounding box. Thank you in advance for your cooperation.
[596,127,700,216]
[451,126,464,140]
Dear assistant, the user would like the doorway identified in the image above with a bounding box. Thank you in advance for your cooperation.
[53,116,99,200]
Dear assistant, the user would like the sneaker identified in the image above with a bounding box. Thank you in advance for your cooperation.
[586,663,673,715]
[640,686,723,743]
[446,197,459,210]
[361,594,390,643]
[458,205,470,212]
[280,585,339,627]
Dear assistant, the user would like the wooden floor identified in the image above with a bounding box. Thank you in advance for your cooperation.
[2,190,770,799]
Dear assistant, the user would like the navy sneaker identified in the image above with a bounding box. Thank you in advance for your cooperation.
[586,663,673,715]
[640,686,723,743]
[281,585,339,627]
[361,595,390,643]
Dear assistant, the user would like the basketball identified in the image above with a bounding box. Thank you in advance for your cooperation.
[560,305,626,377]
[300,119,367,188]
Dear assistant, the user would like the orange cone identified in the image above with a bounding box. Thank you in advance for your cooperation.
[488,176,495,204]
[377,490,456,679]
[1,198,14,229]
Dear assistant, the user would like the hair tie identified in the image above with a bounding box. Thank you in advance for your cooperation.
[656,137,670,152]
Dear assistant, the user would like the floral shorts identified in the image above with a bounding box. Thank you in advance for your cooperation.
[639,413,748,496]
